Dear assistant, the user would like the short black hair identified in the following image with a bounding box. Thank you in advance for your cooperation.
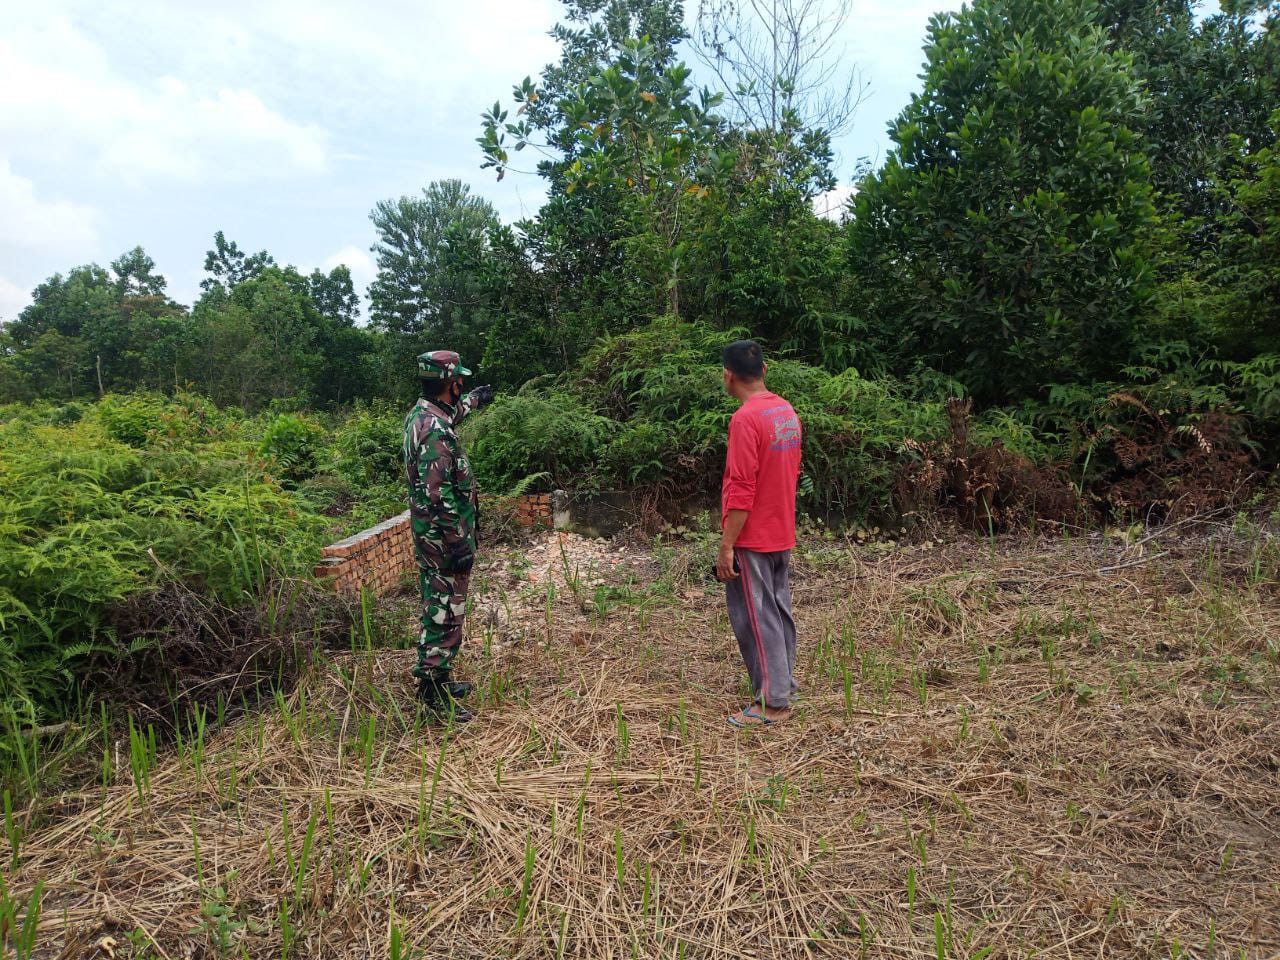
[722,340,765,380]
[422,376,457,399]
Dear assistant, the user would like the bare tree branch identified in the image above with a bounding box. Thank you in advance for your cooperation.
[694,0,869,139]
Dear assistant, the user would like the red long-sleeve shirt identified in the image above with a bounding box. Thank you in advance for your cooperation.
[721,391,803,552]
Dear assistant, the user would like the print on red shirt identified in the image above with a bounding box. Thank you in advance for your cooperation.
[763,404,801,451]
[721,392,803,552]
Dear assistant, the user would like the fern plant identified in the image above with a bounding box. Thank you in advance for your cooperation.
[0,408,330,792]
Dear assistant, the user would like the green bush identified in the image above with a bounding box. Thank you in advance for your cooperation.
[1218,354,1280,428]
[600,421,672,486]
[468,316,1216,522]
[0,393,441,780]
[258,413,327,483]
[95,392,171,447]
[465,318,963,519]
[149,391,231,446]
[464,392,616,492]
[0,416,329,746]
[332,401,404,488]
[802,370,951,518]
[91,391,232,451]
[972,405,1064,465]
[577,318,739,423]
[0,400,85,428]
[51,402,85,426]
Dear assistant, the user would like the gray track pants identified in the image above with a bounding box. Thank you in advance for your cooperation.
[726,548,798,709]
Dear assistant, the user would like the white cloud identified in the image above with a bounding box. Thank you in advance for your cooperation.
[0,275,30,321]
[98,84,328,182]
[0,157,97,255]
[0,17,328,184]
[225,0,562,98]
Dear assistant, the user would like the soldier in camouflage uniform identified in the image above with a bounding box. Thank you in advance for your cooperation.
[404,350,494,722]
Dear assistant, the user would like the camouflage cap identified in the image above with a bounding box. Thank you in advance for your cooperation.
[417,350,473,380]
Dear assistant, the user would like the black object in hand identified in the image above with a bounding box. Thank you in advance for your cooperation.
[451,545,476,574]
[710,557,741,578]
[469,385,495,409]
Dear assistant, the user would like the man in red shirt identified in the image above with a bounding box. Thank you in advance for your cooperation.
[716,340,803,728]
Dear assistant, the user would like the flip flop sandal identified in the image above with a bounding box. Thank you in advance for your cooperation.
[727,706,775,729]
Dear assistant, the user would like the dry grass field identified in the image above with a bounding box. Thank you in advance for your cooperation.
[6,523,1279,959]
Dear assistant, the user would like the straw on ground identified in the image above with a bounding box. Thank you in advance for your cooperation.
[5,527,1279,959]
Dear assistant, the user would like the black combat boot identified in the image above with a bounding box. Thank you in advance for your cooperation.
[444,678,474,698]
[416,675,473,724]
[423,669,473,699]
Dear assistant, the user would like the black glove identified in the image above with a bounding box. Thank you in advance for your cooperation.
[467,385,495,410]
[450,544,476,574]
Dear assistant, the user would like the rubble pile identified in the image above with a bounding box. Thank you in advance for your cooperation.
[505,531,641,590]
[469,532,651,647]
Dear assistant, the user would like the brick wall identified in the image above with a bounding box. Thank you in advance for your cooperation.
[314,511,414,598]
[515,493,554,529]
[314,493,554,597]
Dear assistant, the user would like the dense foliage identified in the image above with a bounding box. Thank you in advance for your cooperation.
[0,246,373,412]
[461,316,1261,525]
[0,396,407,763]
[466,318,956,518]
[849,0,1158,403]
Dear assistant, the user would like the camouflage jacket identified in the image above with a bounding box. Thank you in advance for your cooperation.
[403,395,483,561]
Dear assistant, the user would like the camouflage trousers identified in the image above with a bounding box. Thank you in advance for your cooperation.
[413,545,472,678]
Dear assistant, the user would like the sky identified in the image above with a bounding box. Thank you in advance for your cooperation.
[0,0,963,321]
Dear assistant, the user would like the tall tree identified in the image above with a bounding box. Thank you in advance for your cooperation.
[477,0,694,363]
[308,265,375,406]
[480,0,689,184]
[201,231,276,295]
[368,180,497,337]
[106,247,187,391]
[187,267,321,408]
[308,265,361,326]
[1097,0,1279,222]
[682,176,851,364]
[0,327,30,402]
[848,0,1157,403]
[8,266,118,396]
[111,246,169,298]
[186,251,377,410]
[1208,110,1280,360]
[556,37,728,317]
[470,223,574,389]
[481,2,730,336]
[6,266,115,348]
[2,257,187,399]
